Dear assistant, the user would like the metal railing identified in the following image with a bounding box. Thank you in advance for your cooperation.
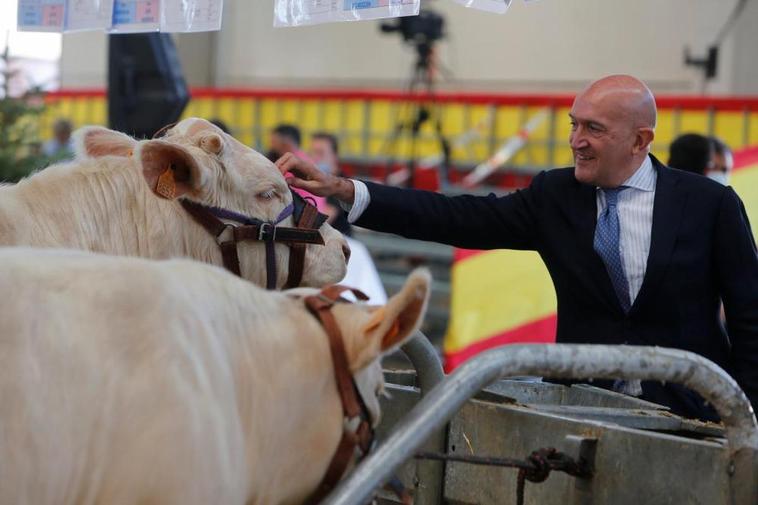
[328,344,758,505]
[41,89,758,180]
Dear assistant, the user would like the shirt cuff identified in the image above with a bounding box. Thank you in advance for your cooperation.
[340,179,370,223]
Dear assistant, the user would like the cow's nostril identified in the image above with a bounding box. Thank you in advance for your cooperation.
[342,244,351,264]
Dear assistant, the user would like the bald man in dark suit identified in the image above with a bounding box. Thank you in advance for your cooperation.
[277,75,758,421]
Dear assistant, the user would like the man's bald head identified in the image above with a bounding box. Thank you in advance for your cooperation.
[569,75,657,188]
[580,74,657,129]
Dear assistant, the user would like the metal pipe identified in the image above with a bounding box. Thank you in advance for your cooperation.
[397,331,446,505]
[399,331,445,396]
[325,344,758,505]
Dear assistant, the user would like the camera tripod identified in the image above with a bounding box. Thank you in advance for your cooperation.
[382,41,451,189]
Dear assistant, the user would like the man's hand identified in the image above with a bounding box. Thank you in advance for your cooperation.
[275,153,355,204]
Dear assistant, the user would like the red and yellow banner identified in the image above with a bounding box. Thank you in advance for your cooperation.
[731,146,758,229]
[444,146,758,372]
[443,248,557,372]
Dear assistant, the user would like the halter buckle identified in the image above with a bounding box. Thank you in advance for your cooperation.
[258,222,276,242]
[215,223,236,245]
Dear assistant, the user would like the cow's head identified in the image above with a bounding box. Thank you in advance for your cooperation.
[290,268,431,426]
[73,119,349,288]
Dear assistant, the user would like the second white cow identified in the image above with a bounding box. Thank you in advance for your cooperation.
[0,247,429,505]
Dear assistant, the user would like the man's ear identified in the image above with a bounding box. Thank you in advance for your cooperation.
[346,268,431,372]
[72,126,136,159]
[137,140,208,200]
[634,127,655,154]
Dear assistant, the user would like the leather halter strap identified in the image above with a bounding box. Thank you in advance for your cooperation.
[283,200,321,289]
[180,199,324,289]
[301,285,375,505]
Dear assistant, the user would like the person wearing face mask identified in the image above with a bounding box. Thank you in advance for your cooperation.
[277,74,758,422]
[308,131,352,237]
[707,137,733,186]
[308,131,388,304]
[309,132,340,176]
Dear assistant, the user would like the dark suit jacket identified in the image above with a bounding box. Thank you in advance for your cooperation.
[356,155,758,420]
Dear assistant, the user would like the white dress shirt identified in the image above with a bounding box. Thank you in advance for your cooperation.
[346,155,658,305]
[596,156,657,304]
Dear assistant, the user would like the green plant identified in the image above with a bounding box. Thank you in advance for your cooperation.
[0,45,51,183]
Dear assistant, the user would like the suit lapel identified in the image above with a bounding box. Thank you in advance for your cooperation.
[631,158,687,312]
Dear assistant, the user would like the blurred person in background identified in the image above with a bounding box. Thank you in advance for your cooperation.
[707,137,733,185]
[309,131,352,233]
[267,124,305,162]
[309,131,340,176]
[667,133,713,176]
[42,118,74,161]
[309,131,387,304]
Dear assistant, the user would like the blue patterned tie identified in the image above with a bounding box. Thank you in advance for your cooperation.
[594,187,631,313]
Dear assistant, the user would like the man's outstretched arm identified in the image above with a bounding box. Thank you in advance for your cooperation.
[276,152,542,251]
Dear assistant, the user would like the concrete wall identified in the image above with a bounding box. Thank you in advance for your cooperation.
[59,0,758,95]
[729,0,758,95]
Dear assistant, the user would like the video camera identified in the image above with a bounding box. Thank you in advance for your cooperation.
[380,9,446,66]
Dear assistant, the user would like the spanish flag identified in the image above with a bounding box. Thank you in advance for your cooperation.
[443,146,758,372]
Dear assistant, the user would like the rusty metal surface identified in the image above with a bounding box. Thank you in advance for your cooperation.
[444,399,729,505]
[375,385,444,505]
[325,344,758,505]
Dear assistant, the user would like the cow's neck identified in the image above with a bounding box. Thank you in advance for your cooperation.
[227,292,346,503]
[3,159,221,263]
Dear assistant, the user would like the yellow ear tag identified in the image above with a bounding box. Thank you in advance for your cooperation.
[156,166,176,199]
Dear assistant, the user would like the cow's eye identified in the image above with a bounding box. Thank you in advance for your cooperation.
[257,189,277,200]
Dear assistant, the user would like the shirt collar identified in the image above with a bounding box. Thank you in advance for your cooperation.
[621,155,656,192]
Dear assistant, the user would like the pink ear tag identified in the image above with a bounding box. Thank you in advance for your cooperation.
[156,166,176,199]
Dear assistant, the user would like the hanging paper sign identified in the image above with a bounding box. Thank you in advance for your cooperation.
[451,0,511,14]
[274,0,420,27]
[110,0,161,32]
[17,0,66,32]
[65,0,115,32]
[161,0,223,32]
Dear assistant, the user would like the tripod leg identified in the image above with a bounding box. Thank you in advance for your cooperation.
[420,64,451,191]
[382,64,425,187]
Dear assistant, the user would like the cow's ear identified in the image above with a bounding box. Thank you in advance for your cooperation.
[348,268,430,371]
[138,140,208,200]
[199,132,223,155]
[73,126,136,159]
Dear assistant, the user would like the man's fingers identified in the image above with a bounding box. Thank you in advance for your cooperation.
[275,153,300,176]
[275,153,321,182]
[287,177,319,192]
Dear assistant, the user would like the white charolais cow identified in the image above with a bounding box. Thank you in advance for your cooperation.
[0,118,348,288]
[0,248,430,505]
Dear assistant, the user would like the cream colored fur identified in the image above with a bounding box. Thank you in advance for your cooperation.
[0,248,430,505]
[0,118,347,288]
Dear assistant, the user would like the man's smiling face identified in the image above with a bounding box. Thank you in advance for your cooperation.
[569,94,637,188]
[568,75,657,188]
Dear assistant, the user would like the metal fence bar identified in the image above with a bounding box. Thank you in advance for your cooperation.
[324,344,758,505]
[399,331,444,396]
[397,331,446,505]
